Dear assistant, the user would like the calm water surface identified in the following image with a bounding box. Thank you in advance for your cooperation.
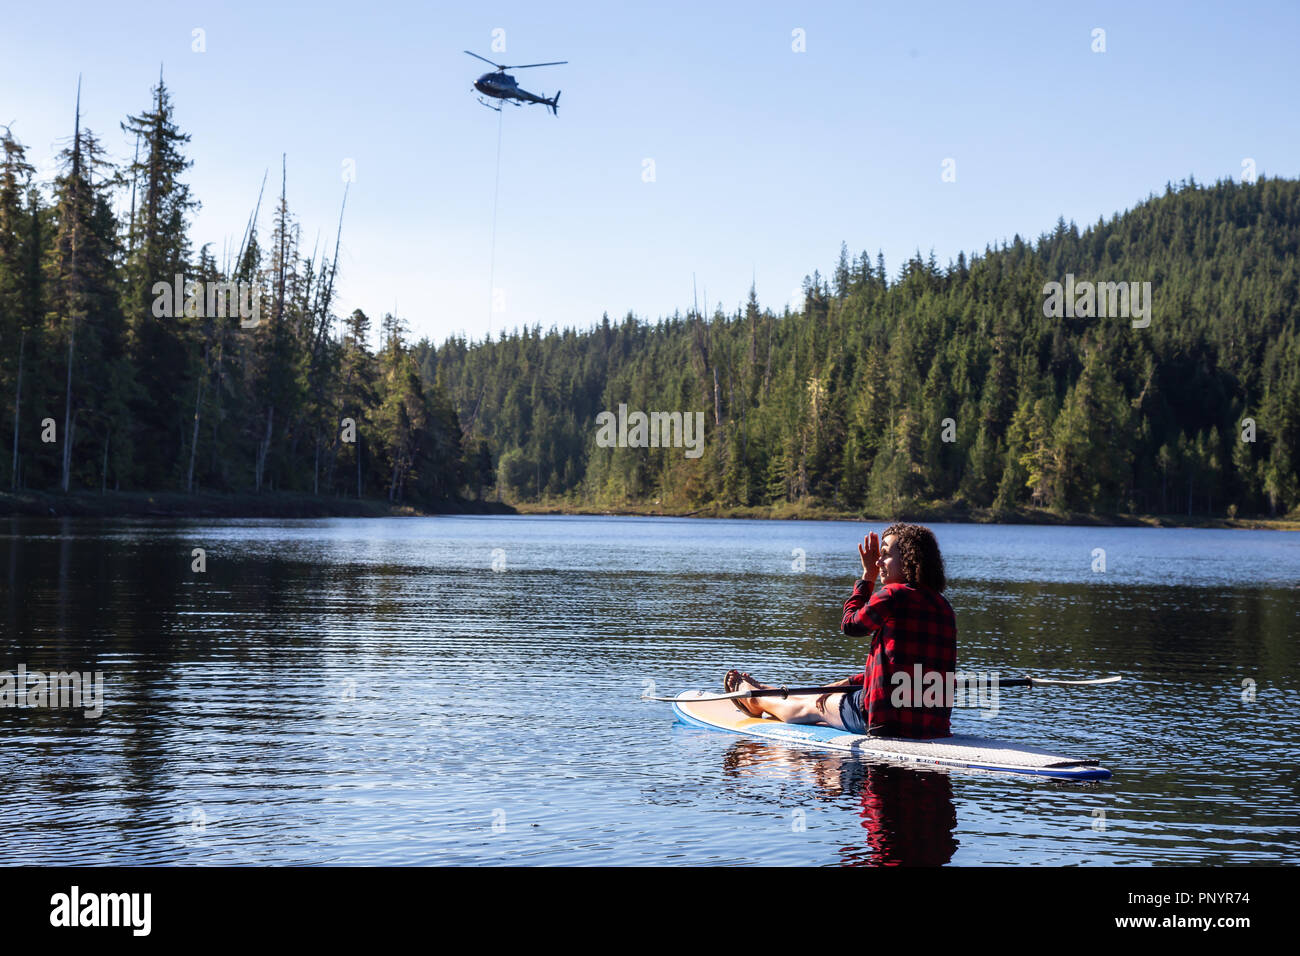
[2,515,1297,865]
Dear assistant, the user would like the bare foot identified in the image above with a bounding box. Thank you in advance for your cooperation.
[734,672,768,718]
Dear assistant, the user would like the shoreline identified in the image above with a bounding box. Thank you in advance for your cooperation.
[3,490,1295,530]
[508,499,1300,531]
[0,490,516,519]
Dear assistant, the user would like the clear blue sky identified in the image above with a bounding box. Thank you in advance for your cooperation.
[3,0,1298,346]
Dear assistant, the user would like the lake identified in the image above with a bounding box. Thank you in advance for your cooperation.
[1,515,1297,865]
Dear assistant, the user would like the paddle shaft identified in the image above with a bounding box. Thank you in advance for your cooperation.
[729,684,854,699]
[643,675,1121,702]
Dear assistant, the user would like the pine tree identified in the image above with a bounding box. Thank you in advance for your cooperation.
[120,71,197,485]
[0,126,40,490]
[48,95,128,493]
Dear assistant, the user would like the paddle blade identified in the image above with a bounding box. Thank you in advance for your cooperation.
[1029,676,1123,686]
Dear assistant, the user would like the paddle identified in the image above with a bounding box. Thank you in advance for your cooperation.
[641,675,1121,702]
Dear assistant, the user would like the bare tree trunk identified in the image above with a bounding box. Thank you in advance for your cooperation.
[61,320,75,492]
[11,329,23,490]
[126,134,139,256]
[327,424,340,495]
[264,406,273,490]
[275,156,287,323]
[763,314,772,399]
[187,354,205,493]
[312,185,347,357]
[255,406,273,491]
[712,365,721,427]
[61,81,83,494]
[389,450,401,501]
[210,339,223,481]
[101,432,108,493]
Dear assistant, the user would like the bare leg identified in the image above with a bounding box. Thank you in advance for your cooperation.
[736,673,850,729]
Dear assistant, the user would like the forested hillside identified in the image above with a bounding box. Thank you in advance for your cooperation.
[3,75,1296,518]
[0,78,473,507]
[424,177,1300,517]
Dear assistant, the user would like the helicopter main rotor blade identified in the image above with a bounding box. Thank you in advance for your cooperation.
[507,60,568,69]
[464,50,504,69]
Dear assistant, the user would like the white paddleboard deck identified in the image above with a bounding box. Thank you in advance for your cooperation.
[672,690,1111,780]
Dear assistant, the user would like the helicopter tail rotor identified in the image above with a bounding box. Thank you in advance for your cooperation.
[549,90,560,116]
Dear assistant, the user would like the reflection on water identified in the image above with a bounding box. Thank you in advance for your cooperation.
[1,515,1297,865]
[718,740,959,866]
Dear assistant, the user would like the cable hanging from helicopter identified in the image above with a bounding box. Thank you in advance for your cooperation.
[467,51,568,337]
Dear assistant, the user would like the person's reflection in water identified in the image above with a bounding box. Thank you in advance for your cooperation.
[720,743,958,866]
[839,760,957,866]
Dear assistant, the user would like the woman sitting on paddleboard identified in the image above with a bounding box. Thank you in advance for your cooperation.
[725,523,955,739]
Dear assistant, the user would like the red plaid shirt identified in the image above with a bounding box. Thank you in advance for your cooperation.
[841,579,956,739]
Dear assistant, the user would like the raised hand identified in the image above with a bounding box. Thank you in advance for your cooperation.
[858,532,880,580]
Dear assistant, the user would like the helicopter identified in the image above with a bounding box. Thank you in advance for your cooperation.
[465,50,566,115]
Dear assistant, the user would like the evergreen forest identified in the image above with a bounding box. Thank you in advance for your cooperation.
[3,79,1297,519]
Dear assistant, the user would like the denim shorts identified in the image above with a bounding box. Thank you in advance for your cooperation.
[838,686,868,734]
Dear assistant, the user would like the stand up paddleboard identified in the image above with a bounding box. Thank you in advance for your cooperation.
[672,691,1111,781]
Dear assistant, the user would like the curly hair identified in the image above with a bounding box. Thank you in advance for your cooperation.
[881,523,946,593]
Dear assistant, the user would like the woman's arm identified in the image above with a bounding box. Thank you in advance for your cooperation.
[829,533,887,707]
[843,533,881,636]
[842,577,881,636]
